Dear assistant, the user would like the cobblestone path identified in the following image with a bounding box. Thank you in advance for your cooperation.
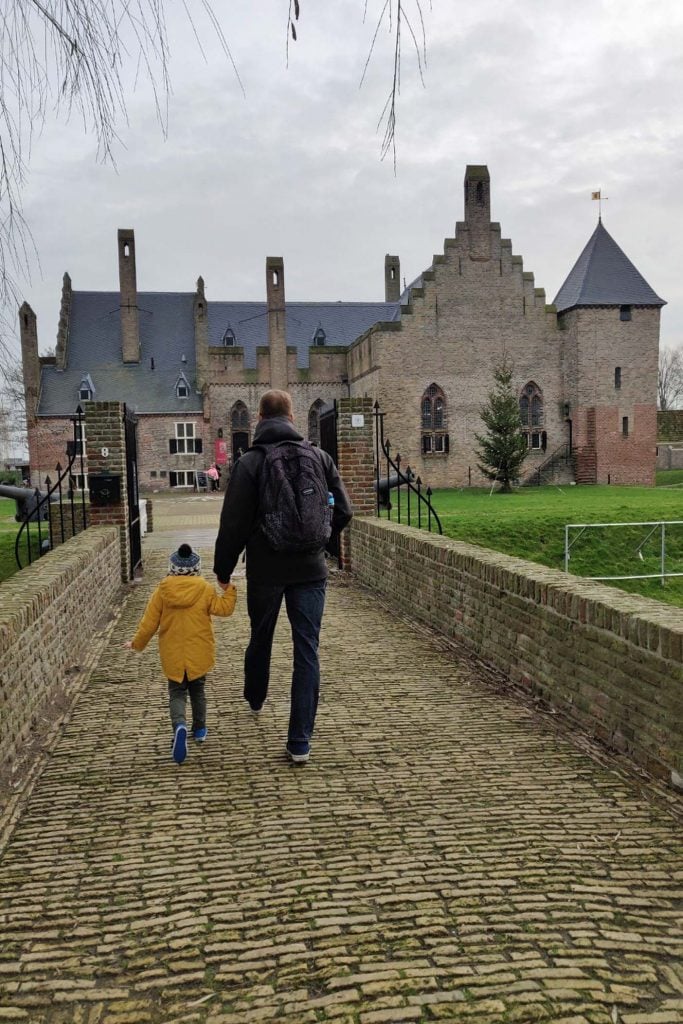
[1,502,682,1024]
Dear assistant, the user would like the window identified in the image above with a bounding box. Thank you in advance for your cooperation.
[169,422,202,454]
[230,402,250,431]
[620,305,632,321]
[420,383,449,456]
[160,470,167,478]
[312,326,326,346]
[175,374,190,399]
[78,375,94,401]
[222,326,236,346]
[169,470,194,487]
[68,421,86,458]
[519,382,543,449]
[615,367,621,389]
[622,416,629,437]
[308,400,324,445]
[150,470,157,479]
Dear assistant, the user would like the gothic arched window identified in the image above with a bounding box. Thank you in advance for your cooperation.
[420,383,449,456]
[230,401,250,431]
[519,382,544,449]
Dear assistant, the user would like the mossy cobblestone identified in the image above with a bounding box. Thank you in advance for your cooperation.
[0,501,681,1023]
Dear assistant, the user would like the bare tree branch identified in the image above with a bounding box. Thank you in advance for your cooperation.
[0,0,239,362]
[659,346,683,411]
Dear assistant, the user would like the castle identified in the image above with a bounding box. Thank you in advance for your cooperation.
[20,166,665,491]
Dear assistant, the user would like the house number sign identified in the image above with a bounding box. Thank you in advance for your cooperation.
[351,414,365,428]
[101,447,109,458]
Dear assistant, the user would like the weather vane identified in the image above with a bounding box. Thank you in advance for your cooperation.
[591,189,608,221]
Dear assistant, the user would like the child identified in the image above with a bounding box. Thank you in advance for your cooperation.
[125,543,237,764]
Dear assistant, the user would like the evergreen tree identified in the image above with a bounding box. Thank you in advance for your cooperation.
[475,362,528,492]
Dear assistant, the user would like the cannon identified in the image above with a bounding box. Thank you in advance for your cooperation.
[373,470,416,508]
[0,483,50,523]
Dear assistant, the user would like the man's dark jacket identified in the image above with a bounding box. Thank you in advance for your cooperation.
[213,417,353,585]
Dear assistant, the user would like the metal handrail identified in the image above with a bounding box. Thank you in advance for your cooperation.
[372,401,442,534]
[14,406,88,569]
[528,442,571,485]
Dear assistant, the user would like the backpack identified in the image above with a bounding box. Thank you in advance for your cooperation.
[255,440,333,553]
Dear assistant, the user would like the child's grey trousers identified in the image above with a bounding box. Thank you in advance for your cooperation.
[168,674,206,731]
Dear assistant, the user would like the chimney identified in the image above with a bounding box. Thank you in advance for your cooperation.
[55,272,72,369]
[118,229,140,363]
[266,256,287,391]
[385,255,401,302]
[19,303,40,428]
[463,165,491,261]
[194,275,209,392]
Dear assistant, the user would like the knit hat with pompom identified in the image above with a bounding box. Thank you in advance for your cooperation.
[169,543,201,576]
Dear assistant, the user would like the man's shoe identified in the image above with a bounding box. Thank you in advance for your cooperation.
[172,724,188,764]
[248,701,264,715]
[192,727,208,743]
[286,745,310,765]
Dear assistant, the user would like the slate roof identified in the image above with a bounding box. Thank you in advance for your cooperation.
[38,293,401,416]
[207,301,400,369]
[554,220,665,313]
[39,291,200,416]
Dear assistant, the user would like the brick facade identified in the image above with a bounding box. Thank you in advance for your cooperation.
[335,397,375,569]
[21,166,662,491]
[350,517,683,789]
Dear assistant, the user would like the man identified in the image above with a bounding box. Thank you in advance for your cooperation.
[213,390,352,764]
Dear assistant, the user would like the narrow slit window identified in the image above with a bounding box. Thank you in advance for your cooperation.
[622,416,629,437]
[615,366,621,389]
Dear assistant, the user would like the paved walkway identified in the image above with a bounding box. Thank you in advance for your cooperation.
[1,496,682,1024]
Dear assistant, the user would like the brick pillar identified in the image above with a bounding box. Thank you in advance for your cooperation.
[336,397,375,571]
[85,402,132,581]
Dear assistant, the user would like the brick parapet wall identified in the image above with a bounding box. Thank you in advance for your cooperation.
[350,517,683,789]
[0,527,120,774]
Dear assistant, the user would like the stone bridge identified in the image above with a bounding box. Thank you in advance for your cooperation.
[0,493,682,1024]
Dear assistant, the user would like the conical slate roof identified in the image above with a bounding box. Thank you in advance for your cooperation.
[554,220,665,313]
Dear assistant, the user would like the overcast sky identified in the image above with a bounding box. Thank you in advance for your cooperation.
[11,0,683,357]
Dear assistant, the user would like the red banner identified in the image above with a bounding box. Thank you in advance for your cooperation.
[214,439,228,465]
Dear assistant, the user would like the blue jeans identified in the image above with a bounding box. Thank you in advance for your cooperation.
[244,579,327,754]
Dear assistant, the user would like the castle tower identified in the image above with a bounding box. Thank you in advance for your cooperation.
[464,165,491,261]
[385,255,401,302]
[266,256,287,391]
[555,220,665,485]
[118,229,140,364]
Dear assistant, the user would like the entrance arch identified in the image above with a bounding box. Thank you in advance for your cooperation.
[230,401,250,460]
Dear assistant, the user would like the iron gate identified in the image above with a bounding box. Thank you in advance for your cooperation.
[124,405,142,577]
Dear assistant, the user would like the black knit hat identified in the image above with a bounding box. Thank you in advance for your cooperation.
[169,543,201,576]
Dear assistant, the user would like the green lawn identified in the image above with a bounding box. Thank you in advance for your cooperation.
[657,468,683,487]
[0,498,45,583]
[398,484,683,608]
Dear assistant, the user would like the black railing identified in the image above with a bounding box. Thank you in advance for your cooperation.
[524,442,571,487]
[373,401,442,534]
[14,407,88,569]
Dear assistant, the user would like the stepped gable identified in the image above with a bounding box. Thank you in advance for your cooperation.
[554,220,665,314]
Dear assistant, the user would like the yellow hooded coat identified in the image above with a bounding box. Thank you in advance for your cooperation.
[131,576,237,683]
